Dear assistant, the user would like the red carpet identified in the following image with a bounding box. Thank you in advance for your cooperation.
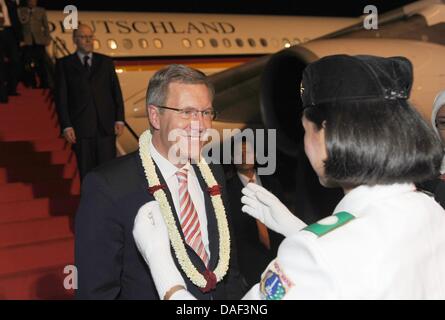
[0,87,79,299]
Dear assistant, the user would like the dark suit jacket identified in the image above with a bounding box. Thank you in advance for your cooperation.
[55,52,124,138]
[75,151,244,299]
[4,0,23,42]
[226,171,285,288]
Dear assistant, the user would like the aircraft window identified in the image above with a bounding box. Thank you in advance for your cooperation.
[282,38,291,48]
[153,39,163,49]
[209,38,218,48]
[182,39,192,48]
[248,38,256,47]
[93,39,101,50]
[139,39,149,49]
[196,38,205,48]
[259,38,268,47]
[222,38,231,48]
[123,39,133,50]
[108,39,118,50]
[235,38,244,47]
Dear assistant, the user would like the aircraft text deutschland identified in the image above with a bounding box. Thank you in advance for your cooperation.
[49,20,236,35]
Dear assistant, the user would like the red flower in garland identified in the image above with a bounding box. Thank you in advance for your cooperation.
[200,269,217,293]
[207,185,221,196]
[147,184,167,195]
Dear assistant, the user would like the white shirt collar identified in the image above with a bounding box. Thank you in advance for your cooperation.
[149,141,189,181]
[334,183,416,217]
[76,51,93,64]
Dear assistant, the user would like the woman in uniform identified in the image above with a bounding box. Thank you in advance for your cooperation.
[133,55,445,300]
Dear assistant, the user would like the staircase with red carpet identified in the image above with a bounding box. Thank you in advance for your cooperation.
[0,86,80,299]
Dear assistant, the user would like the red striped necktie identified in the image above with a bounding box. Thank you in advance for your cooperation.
[176,167,209,266]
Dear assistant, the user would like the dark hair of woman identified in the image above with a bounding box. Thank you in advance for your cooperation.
[303,98,444,188]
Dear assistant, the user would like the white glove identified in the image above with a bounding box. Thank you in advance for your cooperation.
[133,201,194,300]
[241,183,307,238]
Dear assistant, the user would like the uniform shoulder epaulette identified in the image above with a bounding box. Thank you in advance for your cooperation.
[303,211,355,237]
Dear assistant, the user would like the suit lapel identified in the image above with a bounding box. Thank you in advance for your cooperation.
[134,151,150,190]
[68,53,100,78]
[69,53,87,74]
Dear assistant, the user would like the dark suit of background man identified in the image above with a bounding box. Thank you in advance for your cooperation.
[18,0,50,89]
[226,139,286,289]
[0,0,23,96]
[55,24,125,180]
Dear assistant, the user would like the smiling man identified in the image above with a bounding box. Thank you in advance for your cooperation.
[74,64,244,300]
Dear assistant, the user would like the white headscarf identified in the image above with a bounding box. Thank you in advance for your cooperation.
[431,90,445,174]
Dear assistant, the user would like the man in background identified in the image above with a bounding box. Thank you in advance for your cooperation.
[226,138,286,288]
[55,24,125,180]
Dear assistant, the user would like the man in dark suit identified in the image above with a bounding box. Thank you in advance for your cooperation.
[226,139,285,288]
[75,64,244,299]
[55,24,125,180]
[0,0,23,96]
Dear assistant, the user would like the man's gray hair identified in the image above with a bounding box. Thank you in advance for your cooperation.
[146,64,215,108]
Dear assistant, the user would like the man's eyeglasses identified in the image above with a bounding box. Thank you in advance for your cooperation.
[156,106,217,120]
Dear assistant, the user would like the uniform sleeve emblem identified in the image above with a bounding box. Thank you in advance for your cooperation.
[260,261,294,300]
[303,211,355,237]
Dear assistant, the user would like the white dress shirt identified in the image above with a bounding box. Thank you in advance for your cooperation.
[149,142,210,259]
[77,50,93,67]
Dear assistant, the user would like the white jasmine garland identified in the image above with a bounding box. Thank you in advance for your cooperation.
[138,130,230,288]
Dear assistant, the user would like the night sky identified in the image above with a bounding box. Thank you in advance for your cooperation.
[37,0,418,17]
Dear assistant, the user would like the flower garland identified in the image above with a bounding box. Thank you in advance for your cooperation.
[138,130,230,290]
